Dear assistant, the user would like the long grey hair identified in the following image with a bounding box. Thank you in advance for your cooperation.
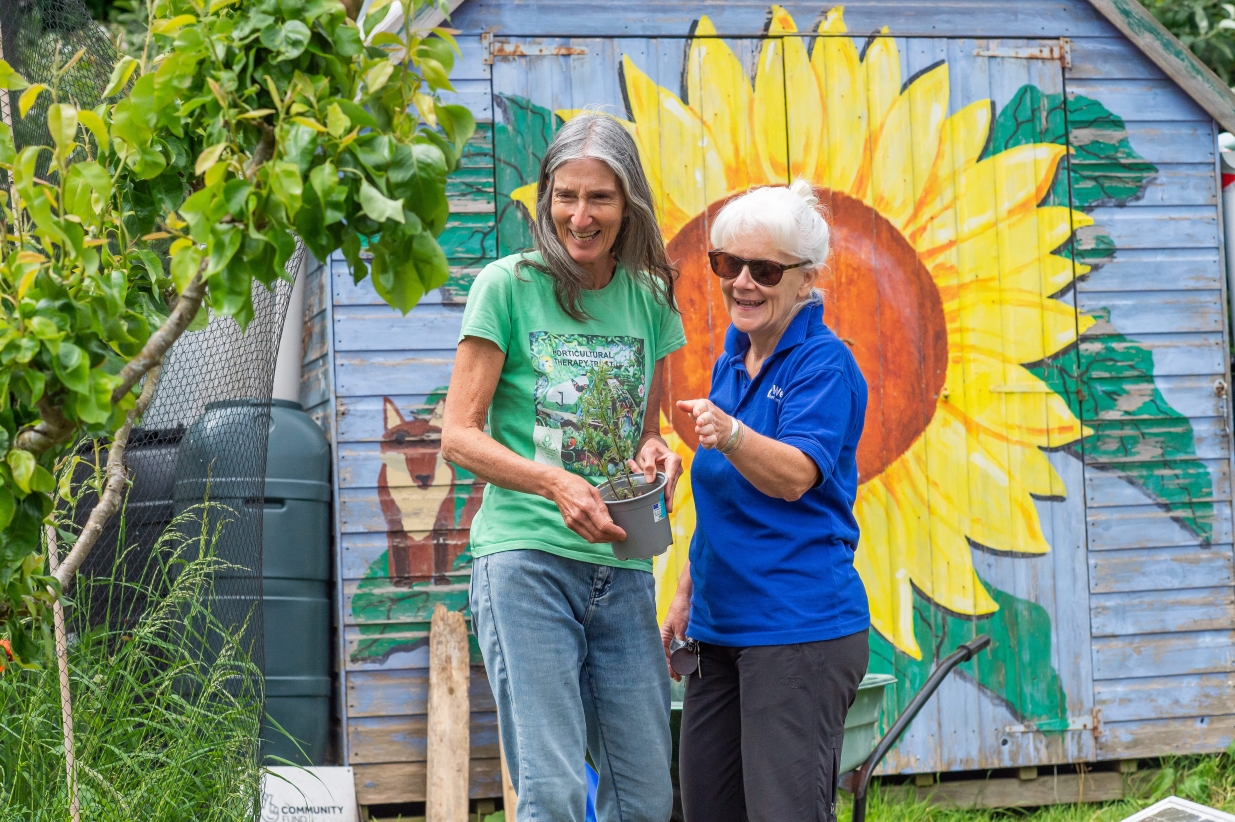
[518,113,677,321]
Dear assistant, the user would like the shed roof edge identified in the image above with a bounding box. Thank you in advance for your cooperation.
[1084,0,1234,132]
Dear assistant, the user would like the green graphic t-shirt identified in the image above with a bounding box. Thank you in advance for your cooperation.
[459,251,687,570]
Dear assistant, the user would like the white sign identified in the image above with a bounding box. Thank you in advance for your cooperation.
[1120,796,1235,822]
[260,766,359,822]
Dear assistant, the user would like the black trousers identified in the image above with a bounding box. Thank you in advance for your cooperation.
[678,630,869,822]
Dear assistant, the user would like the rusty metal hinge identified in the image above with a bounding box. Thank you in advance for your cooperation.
[975,39,1072,69]
[484,32,587,64]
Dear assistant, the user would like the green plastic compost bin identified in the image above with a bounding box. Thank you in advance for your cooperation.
[261,400,332,765]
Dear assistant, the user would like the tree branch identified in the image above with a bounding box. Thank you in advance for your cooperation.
[54,365,162,591]
[111,269,206,405]
[14,398,76,457]
[245,122,275,180]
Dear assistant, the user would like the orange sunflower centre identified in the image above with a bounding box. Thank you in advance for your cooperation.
[664,190,948,484]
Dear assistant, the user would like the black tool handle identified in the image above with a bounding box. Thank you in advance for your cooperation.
[850,635,992,822]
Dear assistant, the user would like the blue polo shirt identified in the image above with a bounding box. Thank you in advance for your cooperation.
[687,297,870,647]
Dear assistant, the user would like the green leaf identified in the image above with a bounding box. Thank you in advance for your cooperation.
[370,241,424,313]
[0,59,27,91]
[359,179,405,224]
[207,223,243,276]
[436,103,476,163]
[411,230,449,291]
[280,20,312,59]
[7,449,34,495]
[269,161,303,217]
[195,142,227,176]
[326,102,351,138]
[333,21,363,57]
[417,37,455,74]
[29,464,54,494]
[0,485,15,531]
[223,178,254,219]
[103,55,137,98]
[46,104,78,151]
[55,342,90,394]
[418,58,453,91]
[389,141,448,234]
[171,244,203,292]
[18,84,47,118]
[365,61,394,94]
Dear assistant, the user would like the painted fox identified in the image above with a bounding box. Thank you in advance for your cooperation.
[377,397,483,585]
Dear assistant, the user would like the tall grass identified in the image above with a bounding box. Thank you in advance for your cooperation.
[840,749,1235,821]
[0,503,264,821]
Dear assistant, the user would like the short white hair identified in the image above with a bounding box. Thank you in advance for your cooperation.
[709,179,830,270]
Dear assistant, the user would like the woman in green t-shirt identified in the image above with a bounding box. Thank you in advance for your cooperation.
[442,114,686,821]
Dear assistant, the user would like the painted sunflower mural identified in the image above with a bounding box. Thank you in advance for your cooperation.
[350,3,1214,744]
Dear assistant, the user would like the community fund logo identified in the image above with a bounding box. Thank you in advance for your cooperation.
[260,767,358,822]
[261,794,349,821]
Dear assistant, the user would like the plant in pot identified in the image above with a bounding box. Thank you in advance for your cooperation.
[576,363,672,560]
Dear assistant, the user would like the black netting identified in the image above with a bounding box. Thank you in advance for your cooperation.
[0,0,296,687]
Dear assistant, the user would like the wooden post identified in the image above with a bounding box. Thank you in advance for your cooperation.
[46,526,81,822]
[499,726,517,821]
[426,603,470,822]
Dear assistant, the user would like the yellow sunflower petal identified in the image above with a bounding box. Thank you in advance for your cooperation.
[904,99,993,240]
[854,474,922,658]
[945,353,1090,448]
[510,182,537,221]
[751,7,815,185]
[621,54,725,237]
[942,285,1092,364]
[862,31,902,197]
[932,406,1054,556]
[655,416,696,621]
[687,16,755,193]
[868,63,950,232]
[812,7,869,198]
[914,143,1067,259]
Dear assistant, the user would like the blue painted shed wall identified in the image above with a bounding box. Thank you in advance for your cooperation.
[303,0,1235,802]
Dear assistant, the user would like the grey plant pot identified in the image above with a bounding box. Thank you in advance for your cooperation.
[599,472,673,560]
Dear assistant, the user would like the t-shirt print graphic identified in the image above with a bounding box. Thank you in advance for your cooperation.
[529,331,646,480]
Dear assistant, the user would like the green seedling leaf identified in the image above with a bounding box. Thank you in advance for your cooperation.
[0,59,28,91]
[6,449,33,495]
[47,104,78,151]
[103,55,138,98]
[18,84,47,118]
[359,179,405,224]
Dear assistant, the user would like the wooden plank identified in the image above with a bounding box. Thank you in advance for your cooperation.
[450,0,1119,38]
[421,604,470,820]
[353,758,502,804]
[1081,0,1235,132]
[335,261,443,306]
[343,532,408,579]
[1076,333,1225,378]
[439,79,492,121]
[1086,501,1233,550]
[1091,630,1235,679]
[1078,289,1223,334]
[349,711,498,764]
[337,395,443,444]
[1097,714,1235,759]
[1079,163,1215,207]
[882,772,1128,808]
[304,308,328,364]
[335,352,456,398]
[344,581,471,625]
[1066,79,1209,124]
[347,667,495,717]
[1121,121,1215,164]
[1078,374,1226,418]
[1085,461,1231,507]
[344,624,485,671]
[1095,673,1235,722]
[1083,417,1231,465]
[1076,247,1221,292]
[1084,205,1218,249]
[333,304,465,353]
[1089,545,1235,593]
[302,355,331,412]
[1090,586,1235,636]
[337,441,484,489]
[1066,36,1167,80]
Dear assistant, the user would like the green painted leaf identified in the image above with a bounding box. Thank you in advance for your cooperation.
[1027,310,1215,540]
[868,578,1068,735]
[495,96,553,258]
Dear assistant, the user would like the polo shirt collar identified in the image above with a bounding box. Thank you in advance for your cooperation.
[724,294,824,360]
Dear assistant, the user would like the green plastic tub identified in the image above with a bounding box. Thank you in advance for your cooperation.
[668,672,897,775]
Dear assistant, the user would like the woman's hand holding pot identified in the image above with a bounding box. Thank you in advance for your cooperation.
[676,399,733,450]
[630,436,682,512]
[550,470,627,543]
[661,587,692,681]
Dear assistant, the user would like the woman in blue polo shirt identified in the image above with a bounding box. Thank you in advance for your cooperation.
[662,180,870,822]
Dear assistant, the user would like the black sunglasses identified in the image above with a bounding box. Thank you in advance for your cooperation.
[707,250,808,287]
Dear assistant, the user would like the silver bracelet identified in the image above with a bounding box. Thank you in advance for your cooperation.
[718,418,742,454]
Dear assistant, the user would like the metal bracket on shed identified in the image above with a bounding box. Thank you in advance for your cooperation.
[484,33,588,63]
[975,38,1072,69]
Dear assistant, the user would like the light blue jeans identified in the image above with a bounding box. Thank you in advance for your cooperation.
[470,550,673,822]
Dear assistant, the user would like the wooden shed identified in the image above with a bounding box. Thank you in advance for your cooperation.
[300,0,1235,806]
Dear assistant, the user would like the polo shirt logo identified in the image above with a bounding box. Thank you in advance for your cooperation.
[767,385,785,402]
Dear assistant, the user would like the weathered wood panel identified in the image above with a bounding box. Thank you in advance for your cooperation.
[1092,630,1235,679]
[348,667,496,717]
[353,758,502,804]
[1096,714,1235,759]
[1066,36,1167,80]
[1078,290,1224,334]
[1075,248,1221,292]
[334,351,456,397]
[1083,417,1231,465]
[1120,121,1215,164]
[1066,79,1210,122]
[1088,545,1235,593]
[1095,673,1235,722]
[1085,206,1219,249]
[1086,461,1231,507]
[1087,502,1234,549]
[1090,586,1235,636]
[343,581,470,625]
[1076,333,1226,378]
[333,305,465,352]
[349,712,499,764]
